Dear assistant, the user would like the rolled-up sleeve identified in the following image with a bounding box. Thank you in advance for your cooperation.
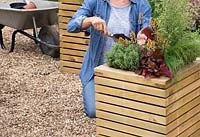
[67,0,95,33]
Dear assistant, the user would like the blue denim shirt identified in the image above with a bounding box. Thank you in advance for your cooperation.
[67,0,151,87]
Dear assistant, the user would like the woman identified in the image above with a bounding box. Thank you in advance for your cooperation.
[67,0,152,118]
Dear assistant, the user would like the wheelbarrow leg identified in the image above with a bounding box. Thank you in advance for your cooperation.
[0,24,6,50]
[10,29,42,52]
[33,29,38,44]
[10,30,19,52]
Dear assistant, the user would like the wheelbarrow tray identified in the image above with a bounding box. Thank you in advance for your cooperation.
[0,1,58,30]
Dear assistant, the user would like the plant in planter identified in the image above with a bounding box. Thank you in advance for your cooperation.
[149,0,200,31]
[157,0,200,75]
[106,0,200,78]
[105,37,140,71]
[106,18,172,78]
[135,19,172,78]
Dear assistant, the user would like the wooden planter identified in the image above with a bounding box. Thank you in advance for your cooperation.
[94,60,200,137]
[58,0,88,74]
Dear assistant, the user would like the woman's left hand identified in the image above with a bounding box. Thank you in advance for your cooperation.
[137,29,147,45]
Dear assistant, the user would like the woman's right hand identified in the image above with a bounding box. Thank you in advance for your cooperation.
[82,17,108,35]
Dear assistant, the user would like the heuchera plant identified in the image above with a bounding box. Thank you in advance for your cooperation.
[135,18,172,78]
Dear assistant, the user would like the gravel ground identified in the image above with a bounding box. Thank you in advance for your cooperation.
[0,0,96,136]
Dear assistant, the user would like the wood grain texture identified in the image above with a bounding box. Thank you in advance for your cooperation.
[95,61,200,137]
[59,2,87,74]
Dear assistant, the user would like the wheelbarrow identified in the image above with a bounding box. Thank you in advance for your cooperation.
[0,1,59,58]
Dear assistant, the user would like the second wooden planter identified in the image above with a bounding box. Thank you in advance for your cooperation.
[59,0,88,74]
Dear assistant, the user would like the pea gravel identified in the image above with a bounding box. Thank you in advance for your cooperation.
[0,0,96,136]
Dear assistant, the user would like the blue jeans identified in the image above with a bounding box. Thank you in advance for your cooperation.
[82,78,96,118]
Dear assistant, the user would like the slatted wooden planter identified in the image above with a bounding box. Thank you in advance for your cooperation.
[94,59,200,137]
[59,0,88,74]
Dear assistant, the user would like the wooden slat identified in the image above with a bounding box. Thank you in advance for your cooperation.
[97,85,199,133]
[59,0,82,5]
[166,104,200,133]
[94,64,169,89]
[189,127,200,137]
[60,54,83,62]
[60,66,80,74]
[96,102,166,125]
[166,88,200,115]
[60,42,88,50]
[97,110,166,134]
[168,59,200,86]
[59,23,67,30]
[95,61,200,137]
[179,121,200,137]
[59,16,71,23]
[96,82,199,109]
[96,135,107,137]
[179,122,200,137]
[166,96,199,124]
[96,126,137,137]
[95,84,166,107]
[97,118,166,137]
[94,61,200,89]
[58,10,75,17]
[60,35,90,45]
[95,76,167,97]
[167,113,199,137]
[60,60,82,68]
[96,93,166,116]
[166,71,199,96]
[59,4,80,11]
[166,79,200,106]
[60,29,89,38]
[60,48,85,57]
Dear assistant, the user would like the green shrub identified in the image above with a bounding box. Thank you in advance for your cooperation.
[105,42,140,71]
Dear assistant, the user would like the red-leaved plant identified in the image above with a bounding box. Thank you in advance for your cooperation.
[135,18,172,78]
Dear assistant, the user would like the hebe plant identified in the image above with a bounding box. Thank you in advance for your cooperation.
[106,39,140,71]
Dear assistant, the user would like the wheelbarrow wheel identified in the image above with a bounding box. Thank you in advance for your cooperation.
[38,25,60,58]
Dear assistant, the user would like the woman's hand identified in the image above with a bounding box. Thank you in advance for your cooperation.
[23,2,36,9]
[23,0,36,9]
[137,27,155,45]
[137,28,148,45]
[82,17,108,35]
